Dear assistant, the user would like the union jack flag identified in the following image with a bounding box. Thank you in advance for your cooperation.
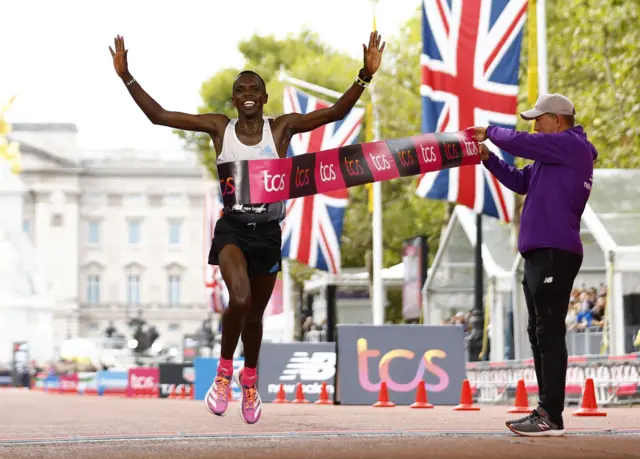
[281,85,364,273]
[204,185,227,313]
[416,0,528,223]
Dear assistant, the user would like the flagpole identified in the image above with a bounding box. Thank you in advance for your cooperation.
[370,1,384,326]
[281,259,294,342]
[536,0,548,94]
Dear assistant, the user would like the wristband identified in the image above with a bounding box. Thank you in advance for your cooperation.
[358,68,373,83]
[355,77,369,88]
[125,78,136,87]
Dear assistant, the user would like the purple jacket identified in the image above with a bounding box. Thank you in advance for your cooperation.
[482,125,597,256]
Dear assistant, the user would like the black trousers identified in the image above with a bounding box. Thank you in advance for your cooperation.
[522,247,582,423]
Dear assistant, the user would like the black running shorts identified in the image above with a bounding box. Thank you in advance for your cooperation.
[208,214,282,278]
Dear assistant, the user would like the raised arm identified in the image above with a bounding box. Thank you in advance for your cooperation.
[109,35,227,135]
[277,31,385,135]
[471,125,572,165]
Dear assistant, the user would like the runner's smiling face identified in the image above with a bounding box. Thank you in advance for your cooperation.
[232,73,268,119]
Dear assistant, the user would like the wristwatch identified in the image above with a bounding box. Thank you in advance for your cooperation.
[358,68,373,83]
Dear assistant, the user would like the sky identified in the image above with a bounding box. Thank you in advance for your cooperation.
[1,0,420,155]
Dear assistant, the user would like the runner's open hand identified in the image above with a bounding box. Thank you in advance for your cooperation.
[109,35,130,78]
[362,31,386,77]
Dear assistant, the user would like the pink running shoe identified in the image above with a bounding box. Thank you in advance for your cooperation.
[204,371,231,416]
[235,368,262,424]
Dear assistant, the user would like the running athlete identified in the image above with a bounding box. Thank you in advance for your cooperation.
[109,32,385,424]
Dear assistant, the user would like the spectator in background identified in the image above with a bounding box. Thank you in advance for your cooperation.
[565,300,579,327]
[579,291,594,312]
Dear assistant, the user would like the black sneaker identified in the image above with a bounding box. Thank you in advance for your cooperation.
[505,408,538,427]
[507,407,565,437]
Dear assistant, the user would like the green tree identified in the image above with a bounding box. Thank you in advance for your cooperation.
[543,0,639,167]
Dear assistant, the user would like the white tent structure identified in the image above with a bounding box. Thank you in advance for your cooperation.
[421,205,516,361]
[511,169,640,358]
[302,263,407,326]
[303,263,406,293]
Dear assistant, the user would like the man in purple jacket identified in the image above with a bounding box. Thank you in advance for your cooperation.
[472,93,598,437]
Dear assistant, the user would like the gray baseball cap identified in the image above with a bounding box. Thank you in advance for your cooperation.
[520,93,576,120]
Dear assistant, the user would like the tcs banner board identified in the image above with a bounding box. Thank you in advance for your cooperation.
[257,342,336,403]
[336,324,466,405]
[126,367,159,397]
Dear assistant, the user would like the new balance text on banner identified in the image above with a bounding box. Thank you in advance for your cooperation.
[193,357,243,401]
[281,85,357,274]
[257,342,336,402]
[218,130,481,206]
[417,0,527,222]
[127,367,159,397]
[336,324,466,405]
[159,363,195,398]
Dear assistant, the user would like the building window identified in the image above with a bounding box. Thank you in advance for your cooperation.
[167,275,180,306]
[168,323,180,331]
[168,219,181,245]
[128,219,141,244]
[165,193,183,205]
[88,220,100,244]
[87,275,100,305]
[22,219,31,236]
[127,275,140,305]
[123,192,143,205]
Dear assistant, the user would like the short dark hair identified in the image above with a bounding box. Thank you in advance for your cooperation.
[546,112,575,128]
[560,114,575,127]
[234,70,266,91]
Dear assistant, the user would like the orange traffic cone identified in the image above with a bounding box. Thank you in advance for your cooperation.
[573,378,606,416]
[181,385,187,399]
[410,381,434,409]
[507,379,531,414]
[315,382,333,405]
[190,384,195,400]
[272,384,289,403]
[453,379,480,411]
[292,382,309,404]
[372,381,396,407]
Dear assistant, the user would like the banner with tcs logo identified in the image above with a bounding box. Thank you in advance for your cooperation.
[217,129,480,207]
[336,324,466,405]
[126,367,159,397]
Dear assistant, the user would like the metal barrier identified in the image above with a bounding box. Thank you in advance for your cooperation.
[517,328,605,360]
[466,354,640,407]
